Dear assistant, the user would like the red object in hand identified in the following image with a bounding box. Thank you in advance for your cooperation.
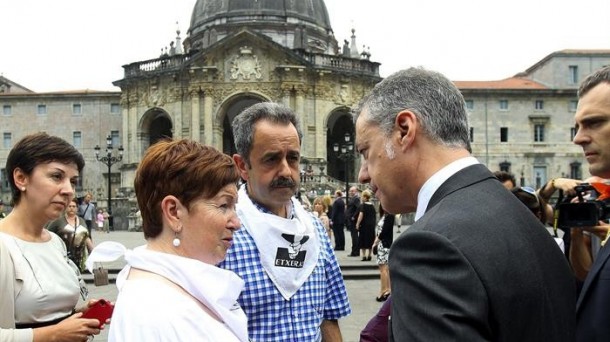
[81,299,114,328]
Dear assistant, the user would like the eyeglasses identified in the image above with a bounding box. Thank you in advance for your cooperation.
[68,205,77,208]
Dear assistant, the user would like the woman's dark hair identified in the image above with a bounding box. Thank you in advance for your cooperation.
[6,132,85,206]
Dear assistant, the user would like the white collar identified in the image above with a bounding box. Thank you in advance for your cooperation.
[415,156,479,221]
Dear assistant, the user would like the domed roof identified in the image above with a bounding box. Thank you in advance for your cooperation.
[189,0,332,35]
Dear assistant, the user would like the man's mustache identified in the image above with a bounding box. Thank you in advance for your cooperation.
[271,177,296,188]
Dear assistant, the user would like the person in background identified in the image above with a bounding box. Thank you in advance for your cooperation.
[354,67,575,341]
[373,204,394,302]
[571,65,610,341]
[313,197,332,241]
[345,186,361,257]
[493,170,516,190]
[323,194,333,224]
[78,193,96,236]
[355,190,376,261]
[96,209,104,232]
[46,198,94,271]
[510,186,565,252]
[99,139,248,341]
[0,132,104,341]
[102,209,110,234]
[219,102,350,341]
[330,190,346,251]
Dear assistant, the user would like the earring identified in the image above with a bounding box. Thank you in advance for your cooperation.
[172,231,181,247]
[21,187,26,192]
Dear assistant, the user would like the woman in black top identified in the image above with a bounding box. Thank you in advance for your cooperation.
[373,204,394,301]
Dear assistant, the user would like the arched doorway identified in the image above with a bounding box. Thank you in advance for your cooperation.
[221,95,265,155]
[326,108,355,183]
[140,109,173,154]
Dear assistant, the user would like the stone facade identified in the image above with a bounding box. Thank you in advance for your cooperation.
[114,28,380,190]
[0,81,122,205]
[461,50,610,187]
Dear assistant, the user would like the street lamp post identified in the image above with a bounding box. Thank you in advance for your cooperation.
[94,134,123,231]
[333,132,355,202]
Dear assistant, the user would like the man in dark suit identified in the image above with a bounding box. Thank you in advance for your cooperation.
[330,190,346,251]
[354,67,576,341]
[572,65,610,341]
[345,186,360,257]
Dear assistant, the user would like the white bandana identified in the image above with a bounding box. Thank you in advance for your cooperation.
[86,242,248,341]
[237,185,320,300]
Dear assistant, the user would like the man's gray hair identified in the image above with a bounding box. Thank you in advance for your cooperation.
[232,102,303,164]
[578,65,610,98]
[354,67,471,151]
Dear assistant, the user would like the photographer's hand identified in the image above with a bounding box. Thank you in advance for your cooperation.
[583,221,610,244]
[538,178,582,201]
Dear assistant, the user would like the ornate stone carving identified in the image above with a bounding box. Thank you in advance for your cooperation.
[230,46,263,81]
[145,87,167,107]
[338,84,351,104]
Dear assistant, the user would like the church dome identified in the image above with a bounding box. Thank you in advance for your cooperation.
[186,0,336,53]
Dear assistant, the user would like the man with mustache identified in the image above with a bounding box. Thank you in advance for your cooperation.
[354,67,575,341]
[218,102,350,342]
[572,65,610,341]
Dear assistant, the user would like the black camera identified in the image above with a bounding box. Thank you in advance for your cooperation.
[556,183,610,227]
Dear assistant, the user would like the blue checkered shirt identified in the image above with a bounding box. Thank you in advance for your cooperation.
[218,200,351,341]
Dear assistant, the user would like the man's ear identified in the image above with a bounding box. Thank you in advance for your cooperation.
[395,110,417,147]
[233,154,249,182]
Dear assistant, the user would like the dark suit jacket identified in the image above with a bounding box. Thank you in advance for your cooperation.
[330,197,345,226]
[576,242,610,341]
[346,195,360,229]
[389,164,576,342]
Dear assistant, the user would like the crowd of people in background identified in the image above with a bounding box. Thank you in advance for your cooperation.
[2,64,610,341]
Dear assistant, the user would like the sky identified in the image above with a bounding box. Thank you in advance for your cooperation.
[2,0,610,92]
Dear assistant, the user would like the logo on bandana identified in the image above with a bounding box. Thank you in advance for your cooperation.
[275,233,310,268]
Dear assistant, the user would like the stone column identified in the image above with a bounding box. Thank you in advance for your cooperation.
[203,88,214,146]
[190,88,201,141]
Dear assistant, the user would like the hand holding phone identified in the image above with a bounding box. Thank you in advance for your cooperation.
[81,299,114,328]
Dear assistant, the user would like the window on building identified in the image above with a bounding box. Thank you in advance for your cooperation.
[500,127,508,142]
[533,166,547,189]
[37,104,47,115]
[569,65,578,84]
[570,127,577,141]
[569,100,578,112]
[73,131,82,148]
[499,100,508,110]
[469,127,474,143]
[3,132,11,149]
[465,99,474,110]
[499,161,511,172]
[110,130,120,147]
[535,100,544,110]
[110,103,120,114]
[72,103,82,115]
[2,105,11,115]
[570,161,582,180]
[534,124,545,142]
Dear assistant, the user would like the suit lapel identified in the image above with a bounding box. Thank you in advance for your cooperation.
[576,243,610,312]
[426,164,495,213]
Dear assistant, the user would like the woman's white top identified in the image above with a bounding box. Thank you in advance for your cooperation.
[108,246,248,342]
[0,232,80,324]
